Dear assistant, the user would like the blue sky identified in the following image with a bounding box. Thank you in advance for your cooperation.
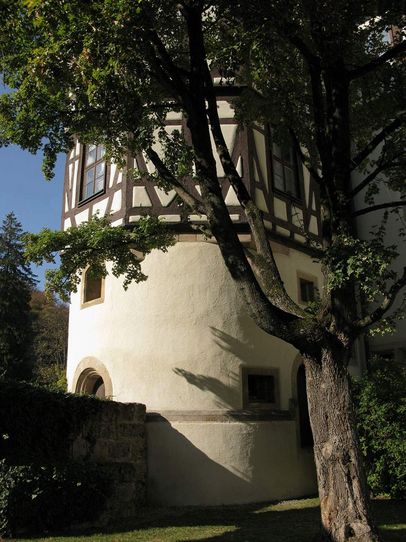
[0,145,65,289]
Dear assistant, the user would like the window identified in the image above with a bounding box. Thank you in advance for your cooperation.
[299,278,316,303]
[81,144,106,201]
[297,273,318,304]
[76,369,106,398]
[242,368,279,409]
[272,140,300,198]
[82,267,104,306]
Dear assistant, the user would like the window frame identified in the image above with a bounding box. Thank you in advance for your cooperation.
[242,367,280,410]
[81,267,105,308]
[79,143,107,203]
[269,130,302,200]
[297,272,318,305]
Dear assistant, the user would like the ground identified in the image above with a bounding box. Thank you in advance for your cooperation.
[16,497,405,541]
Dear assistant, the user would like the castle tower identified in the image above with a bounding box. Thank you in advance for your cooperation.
[62,92,326,505]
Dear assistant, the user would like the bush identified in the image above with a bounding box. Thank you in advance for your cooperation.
[0,380,99,464]
[0,459,110,537]
[352,356,406,498]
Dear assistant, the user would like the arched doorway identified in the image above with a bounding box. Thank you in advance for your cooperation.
[297,364,313,448]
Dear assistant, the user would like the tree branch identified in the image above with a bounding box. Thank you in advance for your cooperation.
[353,200,406,217]
[289,128,323,185]
[350,115,405,171]
[201,63,305,317]
[348,40,406,80]
[145,147,206,215]
[350,155,405,197]
[353,267,406,330]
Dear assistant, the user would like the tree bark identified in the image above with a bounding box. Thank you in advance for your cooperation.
[304,350,381,542]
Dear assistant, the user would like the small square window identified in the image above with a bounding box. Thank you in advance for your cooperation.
[82,267,105,307]
[242,368,279,409]
[297,274,318,304]
[300,278,316,303]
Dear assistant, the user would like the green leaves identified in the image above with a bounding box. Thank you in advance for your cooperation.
[353,355,406,498]
[323,234,398,302]
[24,214,174,300]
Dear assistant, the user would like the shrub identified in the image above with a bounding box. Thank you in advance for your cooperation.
[352,356,406,498]
[0,380,99,464]
[0,459,110,537]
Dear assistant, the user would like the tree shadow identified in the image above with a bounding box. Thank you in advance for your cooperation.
[172,367,239,409]
[23,499,405,541]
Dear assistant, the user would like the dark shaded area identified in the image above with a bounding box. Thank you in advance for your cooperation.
[297,364,313,448]
[0,380,100,464]
[23,499,405,541]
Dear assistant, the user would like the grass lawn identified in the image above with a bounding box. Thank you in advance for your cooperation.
[16,498,405,542]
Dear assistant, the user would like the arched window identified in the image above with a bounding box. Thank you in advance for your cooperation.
[297,364,313,448]
[73,358,113,398]
[82,267,104,305]
[76,368,106,398]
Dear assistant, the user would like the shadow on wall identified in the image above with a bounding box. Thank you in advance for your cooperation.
[147,417,317,506]
[172,322,287,409]
[210,324,290,367]
[172,367,239,409]
[148,420,254,505]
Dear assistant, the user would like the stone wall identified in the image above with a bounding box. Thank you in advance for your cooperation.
[70,400,147,521]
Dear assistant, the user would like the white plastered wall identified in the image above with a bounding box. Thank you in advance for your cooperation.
[67,240,321,504]
[67,241,324,410]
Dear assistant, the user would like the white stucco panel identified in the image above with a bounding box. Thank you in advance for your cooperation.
[63,217,72,231]
[158,214,181,222]
[255,188,268,213]
[292,206,304,229]
[309,215,318,235]
[72,160,79,206]
[154,187,176,207]
[225,186,240,206]
[110,190,122,214]
[273,198,288,221]
[253,129,267,188]
[92,198,109,217]
[109,163,117,188]
[217,100,235,118]
[75,208,89,225]
[133,186,153,207]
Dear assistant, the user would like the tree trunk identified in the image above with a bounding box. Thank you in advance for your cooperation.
[304,350,381,542]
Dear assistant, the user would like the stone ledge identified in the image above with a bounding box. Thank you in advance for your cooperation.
[146,409,293,423]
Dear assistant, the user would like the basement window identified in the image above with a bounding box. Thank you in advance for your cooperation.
[297,273,318,304]
[242,368,279,409]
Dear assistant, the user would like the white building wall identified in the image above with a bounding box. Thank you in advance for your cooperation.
[354,174,406,362]
[66,240,322,504]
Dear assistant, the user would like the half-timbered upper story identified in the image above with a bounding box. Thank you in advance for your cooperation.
[62,92,322,250]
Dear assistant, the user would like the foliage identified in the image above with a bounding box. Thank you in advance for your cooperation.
[0,212,36,381]
[353,356,406,499]
[32,362,68,392]
[30,290,69,391]
[0,380,100,464]
[0,459,110,537]
[24,215,174,301]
